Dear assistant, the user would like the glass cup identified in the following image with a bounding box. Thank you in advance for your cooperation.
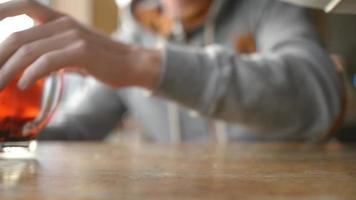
[0,10,63,159]
[0,74,63,159]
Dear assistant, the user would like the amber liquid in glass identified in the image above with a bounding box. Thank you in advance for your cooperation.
[0,78,44,142]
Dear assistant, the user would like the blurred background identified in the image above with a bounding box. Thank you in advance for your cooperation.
[52,0,119,34]
[3,0,356,141]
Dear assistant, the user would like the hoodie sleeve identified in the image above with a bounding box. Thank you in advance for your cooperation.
[155,2,343,139]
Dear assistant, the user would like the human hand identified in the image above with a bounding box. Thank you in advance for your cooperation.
[0,0,161,90]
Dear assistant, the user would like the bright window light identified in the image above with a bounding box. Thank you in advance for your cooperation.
[0,0,34,43]
[115,0,131,7]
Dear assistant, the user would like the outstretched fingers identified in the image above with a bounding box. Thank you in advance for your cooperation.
[18,41,87,89]
[0,16,82,67]
[0,0,62,23]
[0,29,83,90]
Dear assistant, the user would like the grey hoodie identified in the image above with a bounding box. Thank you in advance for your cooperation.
[41,0,342,142]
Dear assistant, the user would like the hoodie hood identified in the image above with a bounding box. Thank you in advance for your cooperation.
[117,0,232,37]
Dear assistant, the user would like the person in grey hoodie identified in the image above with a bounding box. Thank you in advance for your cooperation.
[0,0,344,142]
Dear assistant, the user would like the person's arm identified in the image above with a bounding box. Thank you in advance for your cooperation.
[0,0,342,140]
[154,2,342,139]
[39,78,126,140]
[0,0,143,140]
[0,0,161,91]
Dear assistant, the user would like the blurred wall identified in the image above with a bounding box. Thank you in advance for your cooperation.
[310,10,356,126]
[53,0,93,25]
[93,0,118,34]
[53,0,118,34]
[310,10,356,72]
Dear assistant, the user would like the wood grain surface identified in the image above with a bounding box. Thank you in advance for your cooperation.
[1,142,356,200]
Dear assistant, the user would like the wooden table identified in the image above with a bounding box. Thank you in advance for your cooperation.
[1,142,356,200]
